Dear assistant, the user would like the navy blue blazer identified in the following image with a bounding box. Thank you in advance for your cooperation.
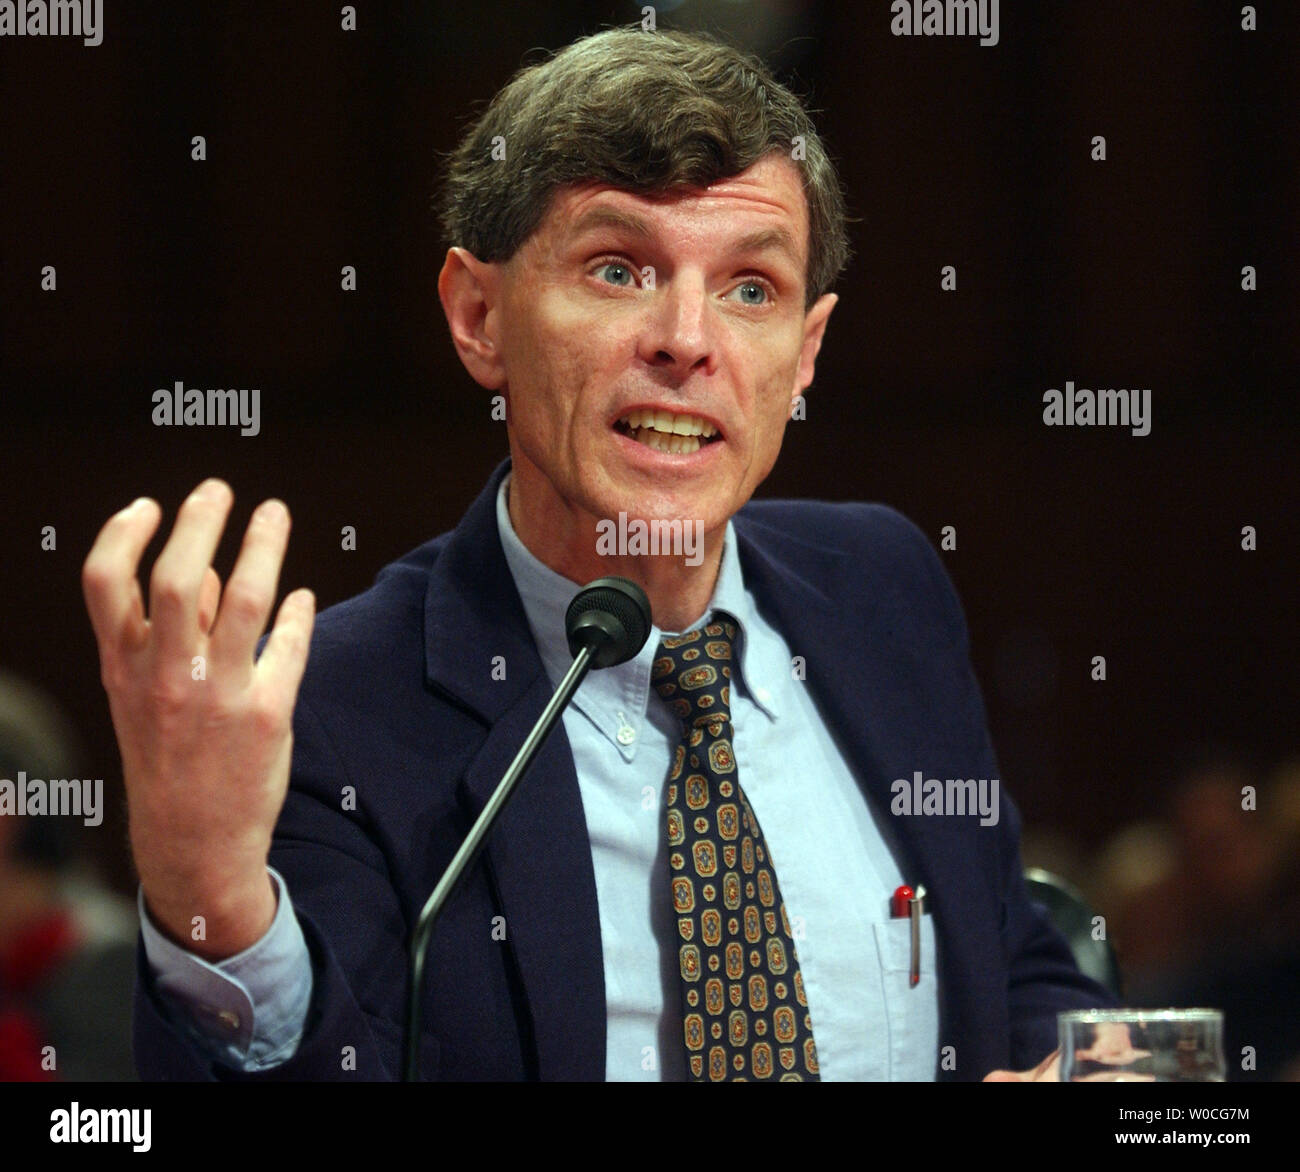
[133,459,1113,1080]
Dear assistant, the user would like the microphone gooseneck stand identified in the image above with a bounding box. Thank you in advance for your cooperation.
[402,576,651,1081]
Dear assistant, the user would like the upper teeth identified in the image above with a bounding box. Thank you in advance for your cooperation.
[618,408,718,438]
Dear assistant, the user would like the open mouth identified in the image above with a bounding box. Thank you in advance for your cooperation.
[613,407,722,455]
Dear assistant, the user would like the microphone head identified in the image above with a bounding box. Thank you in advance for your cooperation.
[565,577,653,669]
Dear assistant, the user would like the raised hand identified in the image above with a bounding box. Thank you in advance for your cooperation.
[82,479,315,960]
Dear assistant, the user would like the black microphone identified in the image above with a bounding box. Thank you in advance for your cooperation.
[403,576,651,1080]
[565,576,653,667]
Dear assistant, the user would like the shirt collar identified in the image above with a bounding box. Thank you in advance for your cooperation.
[495,474,779,760]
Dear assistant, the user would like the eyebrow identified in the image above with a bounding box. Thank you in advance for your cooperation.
[568,207,655,241]
[730,226,802,268]
[567,208,803,269]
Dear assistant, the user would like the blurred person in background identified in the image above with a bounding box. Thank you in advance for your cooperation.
[1089,753,1299,1079]
[0,670,137,1081]
[1162,757,1300,1080]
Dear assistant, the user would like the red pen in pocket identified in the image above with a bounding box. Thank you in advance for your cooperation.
[891,884,927,986]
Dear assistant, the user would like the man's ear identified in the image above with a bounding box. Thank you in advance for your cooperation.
[438,246,507,390]
[792,291,838,407]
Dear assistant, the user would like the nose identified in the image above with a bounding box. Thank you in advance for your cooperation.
[638,274,718,379]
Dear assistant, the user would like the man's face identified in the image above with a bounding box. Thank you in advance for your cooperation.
[475,152,835,550]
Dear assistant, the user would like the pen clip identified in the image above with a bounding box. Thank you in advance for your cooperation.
[909,884,926,987]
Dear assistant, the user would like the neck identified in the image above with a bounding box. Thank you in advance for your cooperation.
[507,472,725,633]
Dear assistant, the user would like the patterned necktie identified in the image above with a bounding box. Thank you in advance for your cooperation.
[651,613,820,1082]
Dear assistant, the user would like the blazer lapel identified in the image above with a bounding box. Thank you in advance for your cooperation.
[730,511,914,857]
[422,460,607,1080]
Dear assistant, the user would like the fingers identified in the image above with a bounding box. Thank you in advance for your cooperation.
[1036,1050,1061,1081]
[208,499,292,672]
[197,567,222,635]
[148,480,235,664]
[83,497,164,655]
[86,482,308,693]
[256,588,316,700]
[982,1048,1061,1082]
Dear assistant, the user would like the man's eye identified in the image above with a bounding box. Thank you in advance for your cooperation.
[726,281,770,305]
[594,262,636,287]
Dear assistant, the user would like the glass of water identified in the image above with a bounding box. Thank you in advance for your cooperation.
[1058,1008,1226,1082]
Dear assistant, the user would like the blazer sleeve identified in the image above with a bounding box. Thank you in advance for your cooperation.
[997,795,1118,1068]
[132,695,437,1081]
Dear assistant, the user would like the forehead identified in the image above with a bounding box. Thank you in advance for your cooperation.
[530,153,810,264]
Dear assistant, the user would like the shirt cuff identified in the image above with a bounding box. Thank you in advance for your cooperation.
[139,865,312,1072]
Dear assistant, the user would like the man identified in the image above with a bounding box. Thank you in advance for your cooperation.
[82,27,1112,1081]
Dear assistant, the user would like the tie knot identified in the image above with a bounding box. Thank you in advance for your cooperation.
[650,614,737,731]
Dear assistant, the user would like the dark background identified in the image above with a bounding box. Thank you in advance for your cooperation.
[1,1,1296,997]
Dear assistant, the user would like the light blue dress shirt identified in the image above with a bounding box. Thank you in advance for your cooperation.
[141,476,938,1078]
